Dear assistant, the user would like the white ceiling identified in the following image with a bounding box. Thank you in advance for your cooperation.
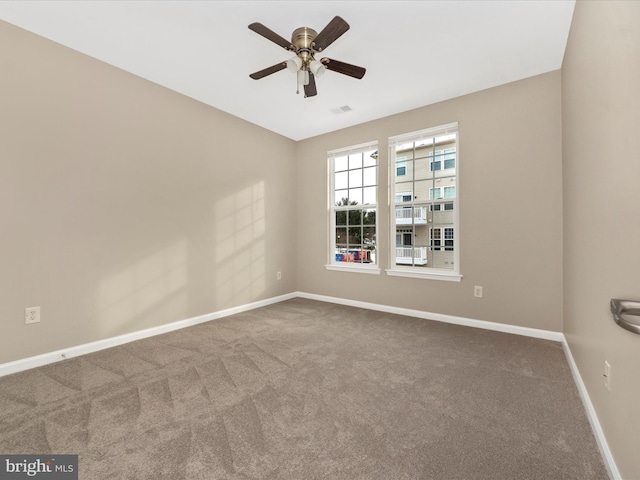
[0,1,575,141]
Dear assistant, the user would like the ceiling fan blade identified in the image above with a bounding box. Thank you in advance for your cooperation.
[313,16,350,52]
[250,62,287,80]
[304,72,317,98]
[248,23,293,50]
[321,58,366,79]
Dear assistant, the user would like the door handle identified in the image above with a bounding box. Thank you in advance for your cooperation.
[610,299,640,334]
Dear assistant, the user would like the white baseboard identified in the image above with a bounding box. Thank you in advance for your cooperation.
[296,291,564,342]
[0,292,297,378]
[562,338,620,480]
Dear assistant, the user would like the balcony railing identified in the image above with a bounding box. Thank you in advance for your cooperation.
[395,246,428,265]
[395,206,428,225]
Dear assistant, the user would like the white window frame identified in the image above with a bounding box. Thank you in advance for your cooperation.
[326,141,380,274]
[387,123,461,282]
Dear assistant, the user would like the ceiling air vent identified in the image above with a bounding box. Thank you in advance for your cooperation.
[331,105,352,114]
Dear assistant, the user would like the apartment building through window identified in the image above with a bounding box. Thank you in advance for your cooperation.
[387,123,461,281]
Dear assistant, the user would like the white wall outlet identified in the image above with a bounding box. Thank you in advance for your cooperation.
[25,306,40,325]
[276,271,282,280]
[474,286,483,298]
[604,360,612,391]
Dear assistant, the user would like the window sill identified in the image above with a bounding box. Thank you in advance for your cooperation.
[385,268,462,282]
[325,264,382,275]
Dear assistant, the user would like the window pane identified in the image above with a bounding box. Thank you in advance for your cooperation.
[415,156,428,177]
[335,211,347,226]
[364,244,375,263]
[363,209,376,226]
[363,226,375,243]
[413,180,429,201]
[431,228,442,251]
[435,133,456,144]
[348,188,363,204]
[335,171,348,190]
[363,186,376,205]
[349,209,363,226]
[430,152,442,171]
[336,227,347,243]
[395,181,413,198]
[349,226,362,244]
[415,138,433,149]
[349,168,363,188]
[444,150,456,169]
[335,155,348,172]
[396,158,407,177]
[363,167,376,186]
[335,190,349,206]
[363,149,377,167]
[349,153,362,169]
[396,142,414,152]
[444,228,454,251]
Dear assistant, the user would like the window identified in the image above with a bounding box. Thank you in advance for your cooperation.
[429,148,457,171]
[396,192,413,203]
[444,186,456,198]
[327,141,379,274]
[444,148,456,169]
[387,123,460,281]
[396,157,407,176]
[430,227,455,252]
[429,151,441,171]
[444,227,454,251]
[430,228,442,251]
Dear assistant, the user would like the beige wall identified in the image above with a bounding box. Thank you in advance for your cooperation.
[0,21,297,364]
[296,71,563,332]
[2,4,639,475]
[562,1,640,478]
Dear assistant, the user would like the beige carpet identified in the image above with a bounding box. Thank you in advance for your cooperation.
[0,298,607,479]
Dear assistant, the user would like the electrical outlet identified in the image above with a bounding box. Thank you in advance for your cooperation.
[25,306,40,325]
[474,286,483,298]
[276,271,282,280]
[604,360,612,392]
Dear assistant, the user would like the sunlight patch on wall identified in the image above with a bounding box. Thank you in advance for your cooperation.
[214,181,266,308]
[97,239,188,336]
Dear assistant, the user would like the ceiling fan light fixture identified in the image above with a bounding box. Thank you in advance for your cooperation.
[297,69,310,86]
[287,56,302,72]
[309,60,326,77]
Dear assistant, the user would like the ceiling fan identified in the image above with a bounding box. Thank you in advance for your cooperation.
[248,16,366,98]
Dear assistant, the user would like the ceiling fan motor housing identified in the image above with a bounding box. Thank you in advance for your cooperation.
[291,27,318,63]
